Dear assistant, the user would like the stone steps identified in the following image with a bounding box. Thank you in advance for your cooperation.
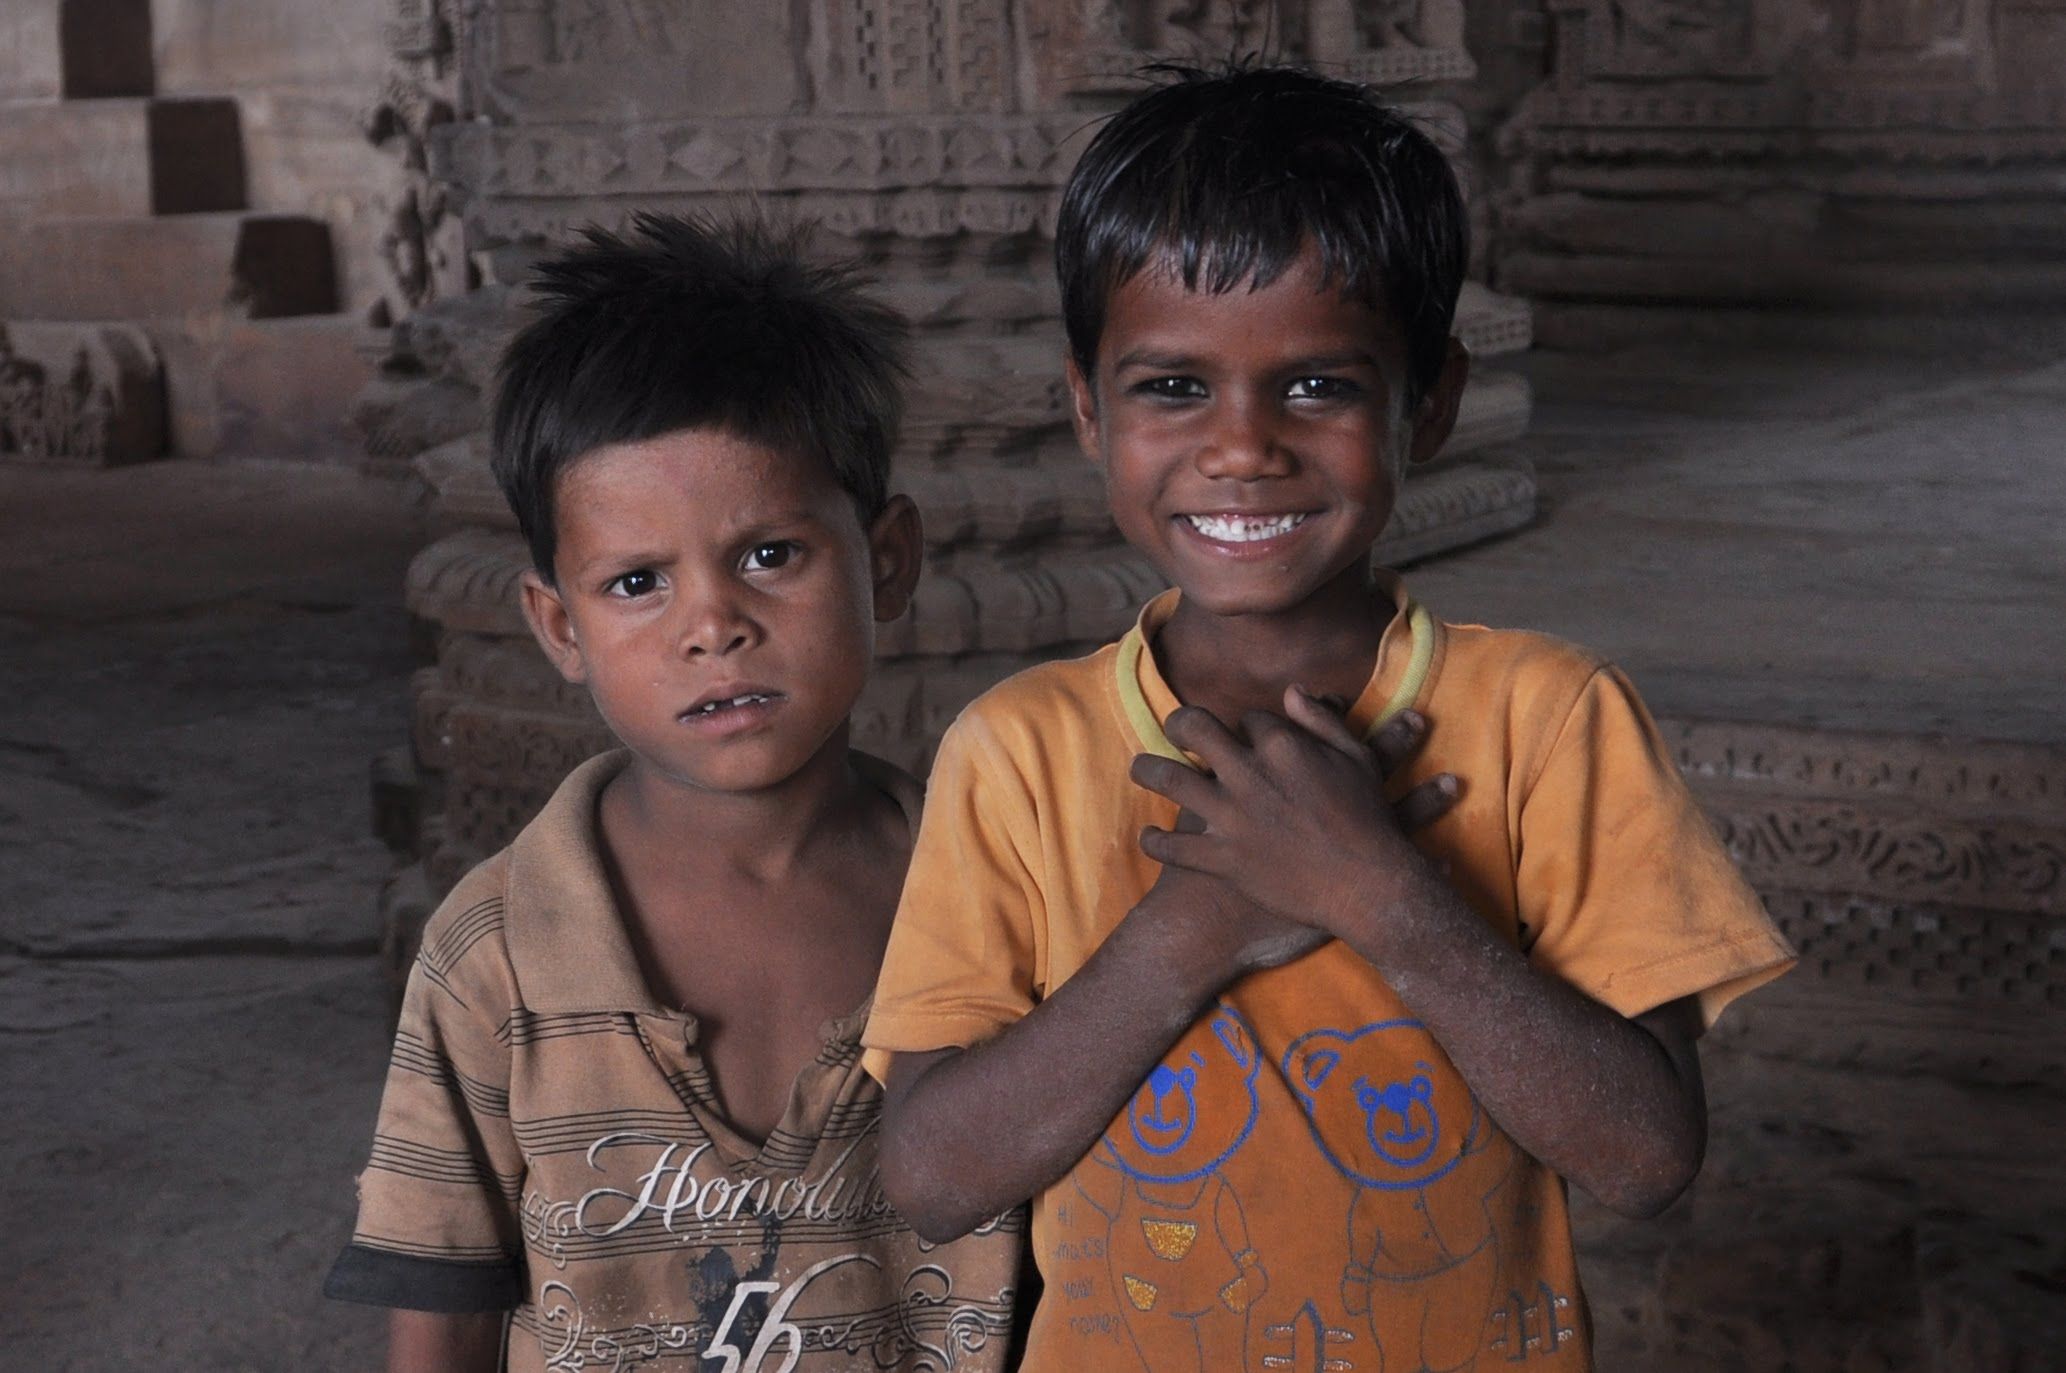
[0,213,337,320]
[0,0,152,103]
[0,98,245,218]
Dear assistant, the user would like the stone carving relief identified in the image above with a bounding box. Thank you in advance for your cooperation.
[366,0,468,319]
[1503,0,2066,314]
[0,323,165,466]
[1585,0,1756,76]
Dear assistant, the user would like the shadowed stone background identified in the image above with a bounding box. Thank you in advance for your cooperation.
[2,2,2062,1369]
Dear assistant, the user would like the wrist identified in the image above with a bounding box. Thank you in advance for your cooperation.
[1323,845,1441,953]
[1125,886,1237,1010]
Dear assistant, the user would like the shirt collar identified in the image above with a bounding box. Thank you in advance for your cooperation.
[501,748,922,1043]
[1113,571,1439,766]
[504,750,671,1016]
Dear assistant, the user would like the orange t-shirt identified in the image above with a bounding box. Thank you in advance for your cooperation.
[864,577,1795,1373]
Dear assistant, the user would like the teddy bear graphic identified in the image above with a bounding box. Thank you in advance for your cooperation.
[1283,1020,1515,1373]
[1074,1003,1269,1373]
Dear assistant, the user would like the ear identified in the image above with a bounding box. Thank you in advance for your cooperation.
[866,493,924,623]
[1064,353,1103,464]
[1406,336,1471,467]
[519,569,590,686]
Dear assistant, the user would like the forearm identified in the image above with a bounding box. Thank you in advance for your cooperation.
[1342,864,1705,1216]
[387,1308,504,1373]
[881,902,1224,1241]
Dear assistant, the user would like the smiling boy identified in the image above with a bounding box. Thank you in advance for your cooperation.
[862,67,1794,1371]
[325,215,1022,1373]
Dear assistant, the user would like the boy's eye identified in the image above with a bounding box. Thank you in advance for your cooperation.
[743,541,799,572]
[1287,376,1358,402]
[1133,376,1206,401]
[605,569,660,598]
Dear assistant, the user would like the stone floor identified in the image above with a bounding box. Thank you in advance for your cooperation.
[2,338,2061,1370]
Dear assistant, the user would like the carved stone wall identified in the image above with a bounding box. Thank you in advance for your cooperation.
[1498,0,2066,340]
[369,0,1543,910]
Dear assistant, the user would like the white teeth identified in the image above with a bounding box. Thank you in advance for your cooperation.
[1184,513,1306,543]
[691,693,770,716]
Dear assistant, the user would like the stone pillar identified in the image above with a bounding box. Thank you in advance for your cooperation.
[1499,0,2066,343]
[372,0,1543,945]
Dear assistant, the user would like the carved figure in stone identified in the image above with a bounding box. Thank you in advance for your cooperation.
[366,0,464,320]
[0,331,47,456]
[1606,0,1752,70]
[552,0,697,60]
[1359,0,1430,48]
[1830,0,1968,57]
[1156,0,1280,55]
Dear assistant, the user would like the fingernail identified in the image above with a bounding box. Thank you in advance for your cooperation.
[1438,774,1457,794]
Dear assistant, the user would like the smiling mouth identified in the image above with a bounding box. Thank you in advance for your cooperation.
[1182,513,1308,543]
[680,691,782,721]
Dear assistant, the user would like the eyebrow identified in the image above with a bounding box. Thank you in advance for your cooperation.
[1109,348,1384,373]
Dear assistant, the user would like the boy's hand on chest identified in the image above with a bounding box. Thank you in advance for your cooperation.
[1129,688,1460,969]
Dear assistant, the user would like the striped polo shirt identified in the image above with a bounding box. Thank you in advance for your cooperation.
[327,751,1025,1372]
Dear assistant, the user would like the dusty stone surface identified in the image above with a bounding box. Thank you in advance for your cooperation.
[0,459,423,1369]
[1410,340,2066,746]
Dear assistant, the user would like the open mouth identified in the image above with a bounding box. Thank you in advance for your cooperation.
[1181,513,1308,543]
[679,691,782,721]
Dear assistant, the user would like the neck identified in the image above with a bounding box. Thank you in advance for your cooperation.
[1157,564,1394,722]
[602,727,867,884]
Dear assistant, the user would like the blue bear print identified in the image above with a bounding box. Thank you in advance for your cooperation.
[1284,1021,1516,1373]
[1076,1004,1269,1373]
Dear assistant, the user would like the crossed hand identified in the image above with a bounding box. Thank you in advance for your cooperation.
[1128,687,1458,975]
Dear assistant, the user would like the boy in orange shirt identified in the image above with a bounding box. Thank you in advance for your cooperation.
[862,66,1795,1371]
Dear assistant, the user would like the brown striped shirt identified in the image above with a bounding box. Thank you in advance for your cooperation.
[327,751,1025,1372]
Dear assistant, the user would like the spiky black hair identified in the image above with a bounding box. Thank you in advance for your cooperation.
[1056,63,1467,407]
[491,212,909,579]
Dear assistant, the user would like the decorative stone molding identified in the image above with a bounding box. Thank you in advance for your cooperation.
[1500,0,2066,316]
[1759,888,2066,1008]
[1664,719,2065,818]
[1706,801,2064,917]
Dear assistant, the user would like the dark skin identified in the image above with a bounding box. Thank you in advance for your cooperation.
[880,255,1706,1244]
[386,432,926,1373]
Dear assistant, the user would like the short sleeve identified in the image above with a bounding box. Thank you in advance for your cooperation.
[862,710,1049,1082]
[1516,666,1795,1028]
[324,885,527,1311]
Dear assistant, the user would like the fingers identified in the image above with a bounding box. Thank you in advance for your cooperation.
[1393,773,1460,833]
[1162,705,1246,773]
[1129,753,1221,815]
[1284,685,1370,761]
[1367,708,1430,777]
[1138,825,1215,871]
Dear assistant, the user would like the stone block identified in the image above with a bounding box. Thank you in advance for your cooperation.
[151,0,387,95]
[1455,282,1532,360]
[3,0,154,101]
[0,99,243,219]
[0,320,166,466]
[61,0,154,97]
[0,214,337,321]
[0,1,63,102]
[1378,457,1536,566]
[154,314,380,459]
[1443,367,1531,457]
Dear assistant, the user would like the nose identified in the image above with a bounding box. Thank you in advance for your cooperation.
[674,580,757,659]
[1194,392,1294,481]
